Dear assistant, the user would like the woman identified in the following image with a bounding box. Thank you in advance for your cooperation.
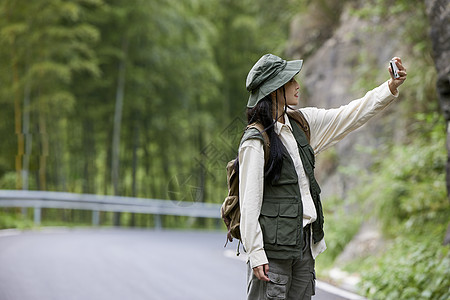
[239,54,407,299]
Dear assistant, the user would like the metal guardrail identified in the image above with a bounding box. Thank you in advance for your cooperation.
[0,190,222,228]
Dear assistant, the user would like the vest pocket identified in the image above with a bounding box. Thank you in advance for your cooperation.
[260,203,278,244]
[277,203,299,245]
[260,202,299,246]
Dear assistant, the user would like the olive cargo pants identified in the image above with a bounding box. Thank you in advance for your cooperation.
[247,225,315,300]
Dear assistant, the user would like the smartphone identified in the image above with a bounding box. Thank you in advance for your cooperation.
[390,60,400,79]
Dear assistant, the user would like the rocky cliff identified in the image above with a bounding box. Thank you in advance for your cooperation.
[424,0,450,244]
[287,2,415,200]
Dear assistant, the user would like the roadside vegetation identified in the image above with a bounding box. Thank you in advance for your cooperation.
[317,112,449,299]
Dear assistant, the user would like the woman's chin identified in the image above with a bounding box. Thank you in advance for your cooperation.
[288,99,299,106]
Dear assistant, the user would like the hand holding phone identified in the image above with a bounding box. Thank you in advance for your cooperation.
[387,57,407,94]
[389,60,400,79]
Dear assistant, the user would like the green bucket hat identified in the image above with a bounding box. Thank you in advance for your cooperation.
[246,54,303,108]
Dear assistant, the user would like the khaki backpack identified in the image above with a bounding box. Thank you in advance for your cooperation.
[221,110,310,254]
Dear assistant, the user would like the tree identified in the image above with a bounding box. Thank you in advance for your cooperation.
[0,0,101,192]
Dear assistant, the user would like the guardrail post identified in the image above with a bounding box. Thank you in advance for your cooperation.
[34,207,41,225]
[154,214,162,230]
[92,210,100,226]
[215,218,222,230]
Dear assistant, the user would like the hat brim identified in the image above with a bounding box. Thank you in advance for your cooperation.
[247,59,303,108]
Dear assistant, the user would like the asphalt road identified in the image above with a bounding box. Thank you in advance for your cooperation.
[0,228,359,300]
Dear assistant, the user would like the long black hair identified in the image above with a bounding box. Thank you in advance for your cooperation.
[236,87,288,183]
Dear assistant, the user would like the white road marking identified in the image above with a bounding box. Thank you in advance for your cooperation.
[316,280,366,300]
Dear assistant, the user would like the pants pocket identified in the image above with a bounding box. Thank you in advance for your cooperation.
[266,272,289,300]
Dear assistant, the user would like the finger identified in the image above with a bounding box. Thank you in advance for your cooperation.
[392,56,402,64]
[254,269,265,281]
[390,57,404,72]
[395,69,407,80]
[253,265,270,282]
[262,264,270,281]
[396,62,406,71]
[399,64,406,72]
[398,70,407,77]
[253,266,263,280]
[394,58,406,73]
[259,269,270,282]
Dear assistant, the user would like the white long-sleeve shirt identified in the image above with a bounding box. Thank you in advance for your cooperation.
[239,81,398,269]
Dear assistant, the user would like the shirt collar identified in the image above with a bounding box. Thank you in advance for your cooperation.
[274,115,293,136]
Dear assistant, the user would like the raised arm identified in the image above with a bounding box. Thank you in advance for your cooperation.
[302,57,407,154]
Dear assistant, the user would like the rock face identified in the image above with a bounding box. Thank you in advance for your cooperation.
[425,0,450,118]
[335,221,386,264]
[287,2,407,199]
[424,0,450,245]
[424,0,450,193]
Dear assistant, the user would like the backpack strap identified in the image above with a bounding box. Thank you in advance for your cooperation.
[286,109,310,143]
[240,122,270,164]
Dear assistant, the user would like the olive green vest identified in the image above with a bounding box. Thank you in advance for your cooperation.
[242,115,324,260]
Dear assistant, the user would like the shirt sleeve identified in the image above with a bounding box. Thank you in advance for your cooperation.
[301,81,398,154]
[238,138,268,269]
